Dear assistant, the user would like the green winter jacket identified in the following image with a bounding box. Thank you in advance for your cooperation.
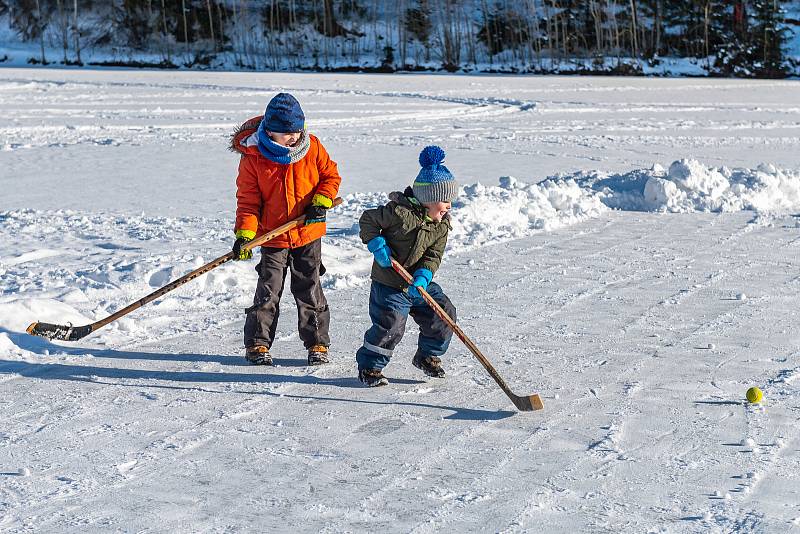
[359,190,451,290]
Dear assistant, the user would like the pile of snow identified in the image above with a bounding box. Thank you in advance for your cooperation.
[574,159,800,214]
[449,177,609,250]
[340,181,607,254]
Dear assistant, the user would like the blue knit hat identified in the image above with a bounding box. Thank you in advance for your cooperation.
[262,93,305,133]
[412,146,458,204]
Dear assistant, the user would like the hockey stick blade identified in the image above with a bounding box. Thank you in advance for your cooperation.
[511,393,545,412]
[26,322,93,341]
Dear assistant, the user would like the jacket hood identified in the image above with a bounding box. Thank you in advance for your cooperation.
[229,115,263,155]
[388,190,414,206]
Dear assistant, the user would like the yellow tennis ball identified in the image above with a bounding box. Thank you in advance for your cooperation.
[746,387,763,404]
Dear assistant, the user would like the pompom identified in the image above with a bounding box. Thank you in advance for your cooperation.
[419,145,446,168]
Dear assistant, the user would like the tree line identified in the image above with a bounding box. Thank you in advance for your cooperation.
[1,0,796,77]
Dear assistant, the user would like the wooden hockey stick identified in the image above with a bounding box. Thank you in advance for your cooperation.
[26,197,343,342]
[391,259,544,412]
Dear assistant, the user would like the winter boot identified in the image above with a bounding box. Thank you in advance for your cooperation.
[412,352,446,378]
[307,344,330,366]
[245,345,272,366]
[359,368,389,387]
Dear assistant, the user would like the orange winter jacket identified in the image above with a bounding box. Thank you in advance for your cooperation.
[231,116,342,249]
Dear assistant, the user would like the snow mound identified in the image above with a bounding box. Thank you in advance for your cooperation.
[341,180,608,253]
[575,159,800,213]
[449,176,609,250]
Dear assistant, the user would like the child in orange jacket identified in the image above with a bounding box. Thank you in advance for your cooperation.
[230,93,341,366]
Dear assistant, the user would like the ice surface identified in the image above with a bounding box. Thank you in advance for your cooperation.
[0,69,799,532]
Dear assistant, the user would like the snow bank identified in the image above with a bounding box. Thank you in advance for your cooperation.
[449,177,609,250]
[574,159,800,214]
[338,180,608,254]
[338,160,800,261]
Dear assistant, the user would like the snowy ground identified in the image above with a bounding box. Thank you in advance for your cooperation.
[1,68,800,532]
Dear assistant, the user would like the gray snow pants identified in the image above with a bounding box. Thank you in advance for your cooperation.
[243,239,330,350]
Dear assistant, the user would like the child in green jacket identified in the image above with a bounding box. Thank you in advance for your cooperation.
[356,146,458,386]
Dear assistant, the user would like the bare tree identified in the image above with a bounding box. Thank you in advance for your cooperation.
[654,0,662,56]
[433,0,461,70]
[159,0,172,62]
[34,0,48,64]
[72,0,81,64]
[463,1,476,66]
[55,0,69,62]
[703,0,710,68]
[181,0,189,52]
[206,0,216,51]
[630,0,638,57]
[318,0,349,37]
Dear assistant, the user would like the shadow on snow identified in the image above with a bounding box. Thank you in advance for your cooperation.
[1,328,516,421]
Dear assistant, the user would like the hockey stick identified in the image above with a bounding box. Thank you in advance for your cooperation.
[26,197,343,342]
[391,259,544,412]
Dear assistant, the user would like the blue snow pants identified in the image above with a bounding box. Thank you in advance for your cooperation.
[356,280,456,371]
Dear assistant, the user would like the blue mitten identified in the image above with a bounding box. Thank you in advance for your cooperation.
[407,268,433,298]
[367,237,392,268]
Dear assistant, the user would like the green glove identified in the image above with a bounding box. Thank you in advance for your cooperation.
[305,194,332,225]
[232,229,256,260]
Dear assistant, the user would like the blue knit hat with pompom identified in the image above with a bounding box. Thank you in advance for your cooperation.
[412,146,458,204]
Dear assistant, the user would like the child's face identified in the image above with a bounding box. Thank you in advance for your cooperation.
[268,131,302,147]
[423,201,451,222]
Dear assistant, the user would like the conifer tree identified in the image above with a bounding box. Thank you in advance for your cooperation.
[749,0,789,76]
